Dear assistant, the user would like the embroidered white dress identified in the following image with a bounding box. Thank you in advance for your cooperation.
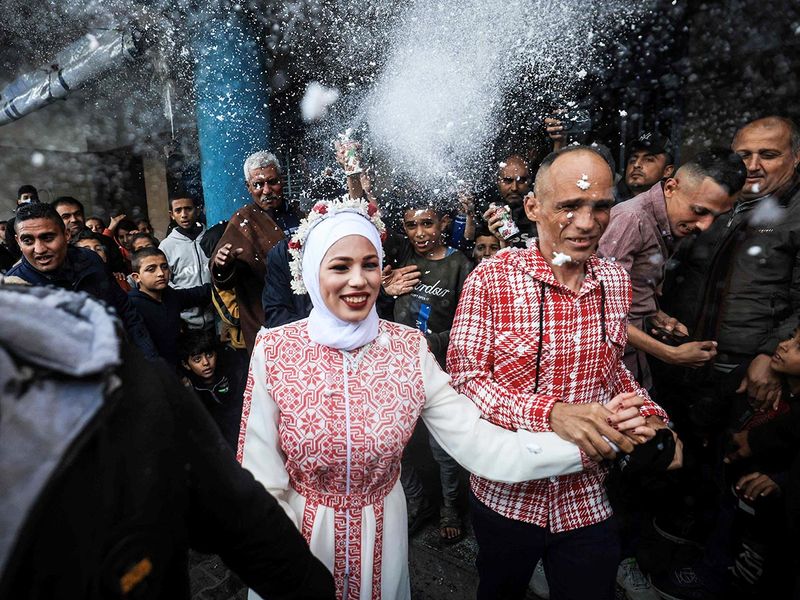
[238,319,588,600]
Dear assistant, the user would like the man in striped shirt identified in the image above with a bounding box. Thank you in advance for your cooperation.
[448,145,675,600]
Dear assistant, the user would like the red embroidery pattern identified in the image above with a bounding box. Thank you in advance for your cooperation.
[241,320,426,599]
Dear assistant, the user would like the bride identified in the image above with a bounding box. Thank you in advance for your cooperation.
[237,197,652,600]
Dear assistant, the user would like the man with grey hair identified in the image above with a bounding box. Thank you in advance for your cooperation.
[211,151,303,353]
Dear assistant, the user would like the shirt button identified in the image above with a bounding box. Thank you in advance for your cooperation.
[569,372,576,380]
[549,476,557,483]
[573,334,580,343]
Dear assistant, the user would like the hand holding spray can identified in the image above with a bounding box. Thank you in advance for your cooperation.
[491,203,520,240]
[335,129,362,176]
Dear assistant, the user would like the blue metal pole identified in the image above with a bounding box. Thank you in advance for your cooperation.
[192,9,271,226]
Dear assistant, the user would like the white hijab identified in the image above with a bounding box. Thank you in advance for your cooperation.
[302,211,384,351]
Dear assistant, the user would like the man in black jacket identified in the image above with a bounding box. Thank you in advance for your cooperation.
[0,284,334,599]
[5,202,159,359]
[657,115,800,546]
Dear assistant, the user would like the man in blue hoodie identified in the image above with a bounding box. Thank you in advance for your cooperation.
[5,202,158,359]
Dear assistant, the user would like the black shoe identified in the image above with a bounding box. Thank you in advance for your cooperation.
[649,566,722,600]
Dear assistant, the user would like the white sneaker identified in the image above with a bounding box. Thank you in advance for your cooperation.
[529,559,550,599]
[616,558,660,600]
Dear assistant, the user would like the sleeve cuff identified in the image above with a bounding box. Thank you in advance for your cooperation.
[526,395,561,431]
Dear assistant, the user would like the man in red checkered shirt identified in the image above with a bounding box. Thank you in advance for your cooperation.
[447,146,675,600]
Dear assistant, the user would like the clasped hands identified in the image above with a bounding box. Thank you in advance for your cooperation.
[549,392,682,469]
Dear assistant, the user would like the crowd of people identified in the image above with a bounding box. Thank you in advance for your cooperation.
[1,113,799,600]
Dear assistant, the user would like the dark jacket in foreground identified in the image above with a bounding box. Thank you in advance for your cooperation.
[0,285,334,600]
[5,245,158,359]
[664,179,800,359]
[128,284,211,367]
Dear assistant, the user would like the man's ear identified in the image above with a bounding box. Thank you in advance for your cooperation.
[440,214,452,229]
[663,177,678,200]
[663,164,676,178]
[181,360,190,371]
[130,272,141,284]
[524,191,539,223]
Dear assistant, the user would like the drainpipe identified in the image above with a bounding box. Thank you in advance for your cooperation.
[191,9,271,226]
[0,26,144,127]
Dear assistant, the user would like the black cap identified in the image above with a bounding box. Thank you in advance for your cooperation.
[629,132,674,161]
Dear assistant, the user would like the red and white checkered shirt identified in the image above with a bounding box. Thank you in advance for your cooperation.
[446,243,668,532]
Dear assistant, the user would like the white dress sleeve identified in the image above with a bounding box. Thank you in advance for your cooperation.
[239,334,300,528]
[420,337,585,483]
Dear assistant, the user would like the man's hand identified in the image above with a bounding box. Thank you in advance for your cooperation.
[213,243,244,271]
[737,354,782,411]
[735,472,780,501]
[549,401,638,462]
[544,115,566,151]
[650,311,690,337]
[724,430,752,463]
[381,264,421,297]
[666,340,717,368]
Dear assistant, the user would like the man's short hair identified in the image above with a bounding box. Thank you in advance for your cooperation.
[243,151,282,182]
[131,247,166,273]
[52,196,84,214]
[168,193,199,210]
[496,154,529,175]
[14,202,65,232]
[17,185,38,200]
[534,145,613,195]
[178,329,218,363]
[734,115,800,155]
[678,148,747,195]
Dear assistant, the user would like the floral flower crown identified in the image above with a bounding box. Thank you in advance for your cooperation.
[288,196,387,295]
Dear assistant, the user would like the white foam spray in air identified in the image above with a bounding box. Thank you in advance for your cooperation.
[344,0,654,185]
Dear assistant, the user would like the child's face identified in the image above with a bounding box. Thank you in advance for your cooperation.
[131,237,155,253]
[403,208,445,256]
[184,350,217,381]
[86,219,104,234]
[771,330,800,376]
[473,235,501,263]
[75,238,108,263]
[133,255,170,292]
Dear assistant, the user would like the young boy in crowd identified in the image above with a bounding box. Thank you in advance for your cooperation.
[128,247,211,368]
[471,225,504,265]
[390,201,473,544]
[178,329,245,451]
[73,230,131,292]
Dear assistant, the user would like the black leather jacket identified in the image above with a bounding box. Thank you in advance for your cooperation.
[664,178,800,359]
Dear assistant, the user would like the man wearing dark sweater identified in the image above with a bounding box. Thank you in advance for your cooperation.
[128,247,210,368]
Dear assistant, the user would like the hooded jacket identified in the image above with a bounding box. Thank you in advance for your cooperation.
[159,225,214,330]
[0,285,334,599]
[5,245,157,359]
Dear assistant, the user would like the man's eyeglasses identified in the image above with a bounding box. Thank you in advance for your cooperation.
[250,177,281,190]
